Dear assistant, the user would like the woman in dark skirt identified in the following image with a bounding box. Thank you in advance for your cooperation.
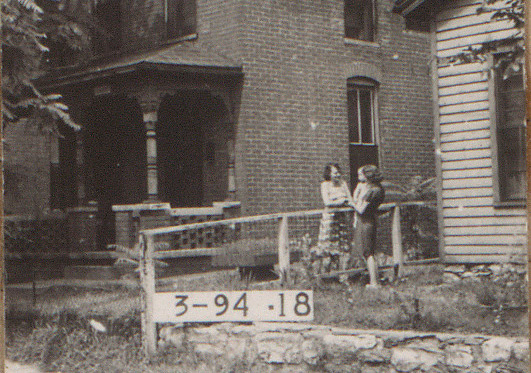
[352,165,385,288]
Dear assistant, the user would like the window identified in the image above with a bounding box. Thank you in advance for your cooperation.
[165,0,197,40]
[348,78,379,186]
[51,124,77,210]
[344,0,375,42]
[348,78,377,145]
[491,56,526,204]
[93,0,122,55]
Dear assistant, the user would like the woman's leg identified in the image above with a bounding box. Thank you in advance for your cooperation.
[366,255,379,287]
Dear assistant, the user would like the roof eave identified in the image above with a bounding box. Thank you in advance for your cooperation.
[393,0,426,15]
[37,61,243,90]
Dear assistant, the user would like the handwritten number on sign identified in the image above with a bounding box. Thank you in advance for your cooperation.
[233,292,248,316]
[214,294,229,316]
[175,295,188,316]
[294,292,311,316]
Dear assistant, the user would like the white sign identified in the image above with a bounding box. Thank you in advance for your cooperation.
[153,290,313,323]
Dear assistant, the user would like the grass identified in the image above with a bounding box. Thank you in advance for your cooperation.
[5,264,529,371]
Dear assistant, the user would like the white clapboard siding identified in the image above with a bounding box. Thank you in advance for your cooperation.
[444,216,526,227]
[438,61,484,78]
[440,128,489,142]
[442,176,492,189]
[435,0,525,263]
[438,31,519,58]
[438,19,515,42]
[440,119,490,134]
[438,11,497,33]
[444,254,523,264]
[445,224,527,236]
[442,167,491,180]
[441,158,492,171]
[442,186,491,199]
[441,149,491,162]
[444,246,526,256]
[439,101,489,115]
[439,89,488,106]
[439,109,489,125]
[440,137,491,151]
[439,82,486,97]
[445,235,526,246]
[439,71,487,88]
[436,0,482,22]
[442,196,493,208]
[442,206,526,218]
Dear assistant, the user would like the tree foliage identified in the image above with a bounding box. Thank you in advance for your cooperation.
[2,0,93,133]
[448,0,524,76]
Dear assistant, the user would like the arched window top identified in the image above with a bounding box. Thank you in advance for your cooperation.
[344,62,382,82]
[347,76,379,87]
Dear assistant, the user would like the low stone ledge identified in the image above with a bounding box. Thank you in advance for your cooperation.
[158,323,529,372]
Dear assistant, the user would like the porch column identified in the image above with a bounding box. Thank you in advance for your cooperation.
[140,102,160,201]
[75,131,86,204]
[227,138,236,200]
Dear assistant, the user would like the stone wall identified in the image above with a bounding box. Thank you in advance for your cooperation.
[159,322,529,372]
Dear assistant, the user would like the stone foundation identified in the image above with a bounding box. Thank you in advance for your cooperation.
[159,322,529,372]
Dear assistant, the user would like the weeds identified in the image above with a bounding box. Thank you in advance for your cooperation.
[5,264,528,371]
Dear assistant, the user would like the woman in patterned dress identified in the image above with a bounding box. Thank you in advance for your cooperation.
[314,163,354,273]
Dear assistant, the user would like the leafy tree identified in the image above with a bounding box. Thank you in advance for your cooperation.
[449,0,524,76]
[2,0,93,133]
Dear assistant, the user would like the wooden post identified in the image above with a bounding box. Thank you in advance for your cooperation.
[278,215,290,284]
[391,205,404,280]
[140,233,157,358]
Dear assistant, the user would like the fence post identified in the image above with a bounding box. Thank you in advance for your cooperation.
[140,233,157,358]
[278,215,290,284]
[391,204,404,280]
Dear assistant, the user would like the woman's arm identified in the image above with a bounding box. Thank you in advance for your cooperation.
[321,181,350,207]
[321,182,334,207]
[343,181,355,207]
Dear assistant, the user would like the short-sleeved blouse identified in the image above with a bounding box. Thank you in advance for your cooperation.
[358,184,385,219]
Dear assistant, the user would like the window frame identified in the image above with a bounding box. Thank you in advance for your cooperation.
[347,78,379,147]
[92,0,122,56]
[344,0,377,43]
[488,53,526,207]
[164,0,197,41]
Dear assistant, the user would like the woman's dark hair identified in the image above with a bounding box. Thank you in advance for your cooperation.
[323,163,342,181]
[359,164,383,183]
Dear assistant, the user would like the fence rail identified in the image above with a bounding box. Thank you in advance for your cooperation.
[136,201,436,357]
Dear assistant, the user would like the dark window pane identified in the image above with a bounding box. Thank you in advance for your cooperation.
[359,89,373,143]
[348,89,359,143]
[495,60,526,202]
[93,0,122,55]
[345,0,374,41]
[167,0,196,39]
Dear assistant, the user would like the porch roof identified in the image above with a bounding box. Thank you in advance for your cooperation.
[392,0,445,16]
[39,40,243,88]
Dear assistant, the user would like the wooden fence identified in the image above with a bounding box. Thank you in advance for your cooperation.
[135,201,436,357]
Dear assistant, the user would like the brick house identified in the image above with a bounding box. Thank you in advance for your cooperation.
[394,0,527,263]
[5,0,436,251]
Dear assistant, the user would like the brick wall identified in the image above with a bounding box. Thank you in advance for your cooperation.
[86,0,436,216]
[4,124,51,215]
[8,0,435,220]
[207,0,437,215]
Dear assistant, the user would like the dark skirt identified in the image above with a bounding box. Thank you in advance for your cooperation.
[353,213,377,258]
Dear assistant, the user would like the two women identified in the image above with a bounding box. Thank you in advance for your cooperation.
[317,163,385,287]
